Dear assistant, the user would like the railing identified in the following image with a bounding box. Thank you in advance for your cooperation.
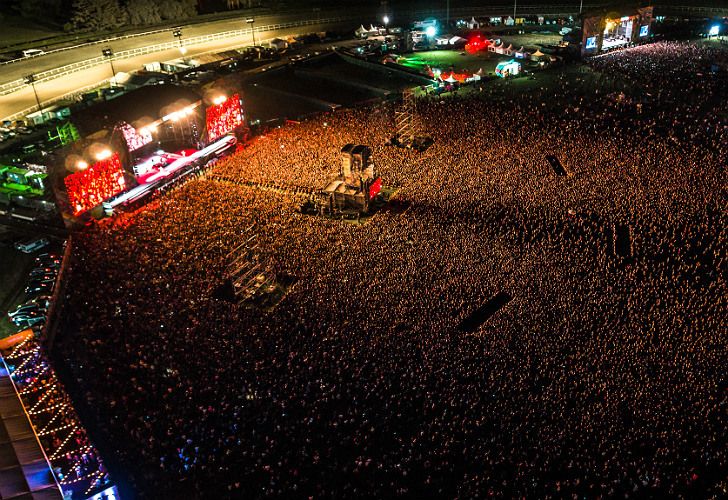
[0,16,354,97]
[43,236,73,350]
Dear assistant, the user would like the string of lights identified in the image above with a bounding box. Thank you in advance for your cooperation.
[4,332,114,498]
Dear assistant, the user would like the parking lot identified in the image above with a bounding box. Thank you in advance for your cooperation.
[0,227,60,339]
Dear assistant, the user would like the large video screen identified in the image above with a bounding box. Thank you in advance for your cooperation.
[639,25,649,37]
[65,153,126,215]
[585,36,598,50]
[119,122,153,152]
[206,94,243,142]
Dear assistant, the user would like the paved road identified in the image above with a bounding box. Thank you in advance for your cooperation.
[0,20,359,121]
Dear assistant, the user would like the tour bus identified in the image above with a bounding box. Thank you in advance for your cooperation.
[15,237,49,253]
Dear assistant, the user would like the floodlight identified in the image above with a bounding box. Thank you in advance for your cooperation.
[709,25,720,37]
[426,26,437,37]
[96,149,112,160]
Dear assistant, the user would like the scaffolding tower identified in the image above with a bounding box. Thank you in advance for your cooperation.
[395,89,417,146]
[225,226,277,302]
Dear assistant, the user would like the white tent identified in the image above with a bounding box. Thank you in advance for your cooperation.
[514,46,529,58]
[468,17,480,29]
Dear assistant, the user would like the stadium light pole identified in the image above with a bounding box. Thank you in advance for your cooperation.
[247,18,256,46]
[24,74,43,117]
[579,0,583,14]
[102,48,117,87]
[513,0,517,20]
[446,0,450,26]
[173,28,183,47]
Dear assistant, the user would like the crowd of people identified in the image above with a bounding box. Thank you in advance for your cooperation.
[54,40,727,498]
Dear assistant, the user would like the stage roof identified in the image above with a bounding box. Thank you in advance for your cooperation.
[73,84,203,135]
[581,3,654,20]
[0,365,63,500]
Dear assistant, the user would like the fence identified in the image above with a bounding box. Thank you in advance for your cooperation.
[42,235,73,350]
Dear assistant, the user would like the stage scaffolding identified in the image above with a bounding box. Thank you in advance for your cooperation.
[395,89,417,146]
[225,225,277,302]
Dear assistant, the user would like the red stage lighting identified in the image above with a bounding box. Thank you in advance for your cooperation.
[65,153,126,215]
[369,177,382,200]
[206,93,243,142]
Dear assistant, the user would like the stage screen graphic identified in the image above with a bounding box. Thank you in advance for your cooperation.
[65,153,126,215]
[585,36,597,50]
[639,25,649,37]
[369,177,382,200]
[119,122,153,152]
[206,94,243,142]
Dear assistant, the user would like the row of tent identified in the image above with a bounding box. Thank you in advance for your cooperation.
[471,38,556,62]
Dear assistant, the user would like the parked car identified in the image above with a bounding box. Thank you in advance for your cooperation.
[29,273,56,282]
[15,237,49,253]
[35,253,60,266]
[24,282,54,296]
[8,304,43,318]
[25,288,52,301]
[13,315,45,328]
[22,49,45,57]
[29,267,57,277]
[25,296,51,309]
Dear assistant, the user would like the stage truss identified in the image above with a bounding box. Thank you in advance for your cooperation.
[225,225,277,303]
[395,89,417,146]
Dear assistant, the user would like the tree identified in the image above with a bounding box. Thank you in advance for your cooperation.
[157,0,197,21]
[68,0,127,32]
[125,0,162,26]
[18,0,64,22]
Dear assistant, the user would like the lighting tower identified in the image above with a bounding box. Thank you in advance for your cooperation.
[102,48,117,87]
[24,74,43,117]
[246,18,256,46]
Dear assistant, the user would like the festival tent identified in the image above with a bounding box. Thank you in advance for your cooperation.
[468,17,480,29]
[503,44,514,56]
[514,46,529,58]
[440,71,481,83]
[530,49,548,61]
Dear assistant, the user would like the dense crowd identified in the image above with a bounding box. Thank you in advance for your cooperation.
[54,40,727,498]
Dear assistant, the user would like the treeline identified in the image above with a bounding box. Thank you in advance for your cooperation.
[3,0,199,31]
[68,0,198,31]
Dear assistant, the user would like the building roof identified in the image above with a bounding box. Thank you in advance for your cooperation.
[0,365,63,500]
